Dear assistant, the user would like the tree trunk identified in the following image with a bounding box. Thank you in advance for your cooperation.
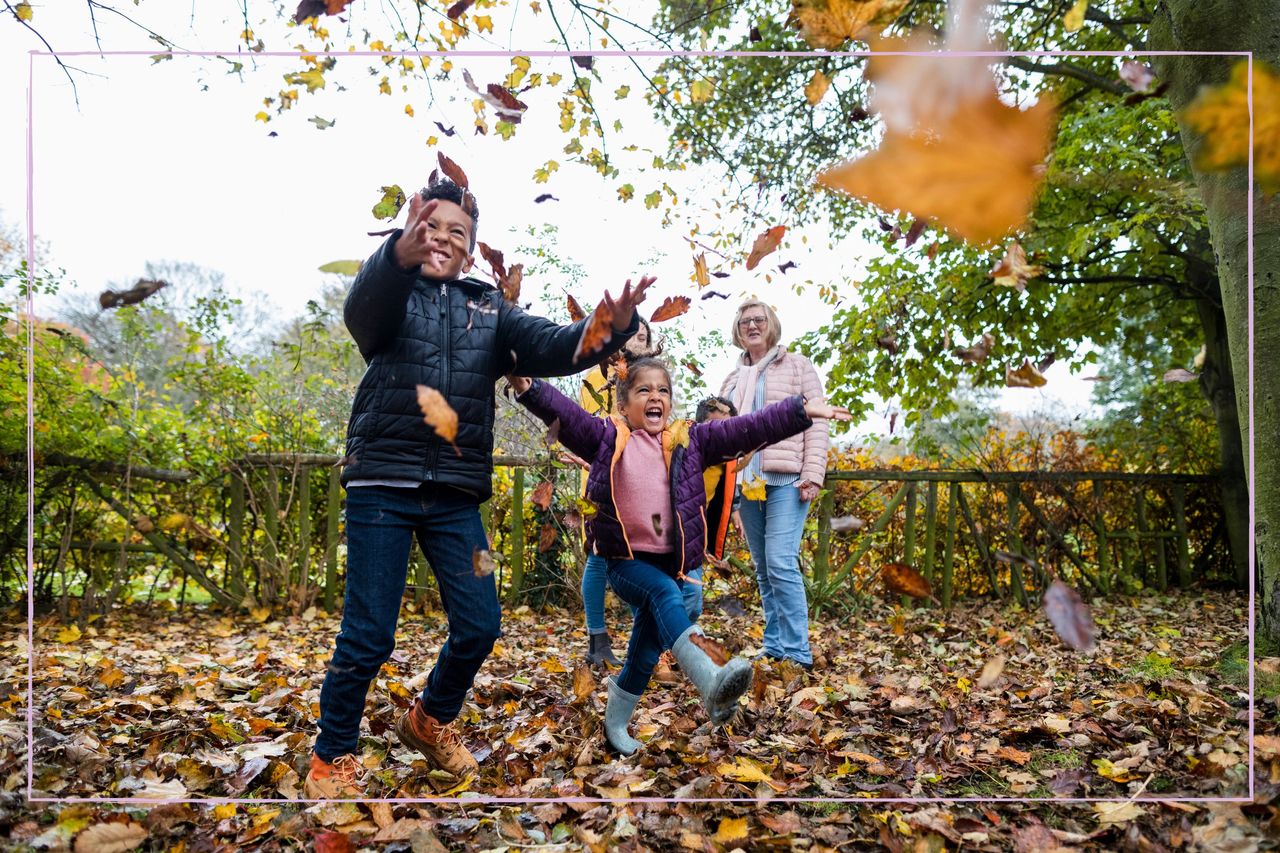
[1150,0,1280,642]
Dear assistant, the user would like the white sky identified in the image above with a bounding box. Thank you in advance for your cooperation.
[1,2,1103,442]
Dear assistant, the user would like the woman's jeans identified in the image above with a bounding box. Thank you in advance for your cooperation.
[605,558,694,696]
[583,555,702,634]
[314,484,502,763]
[738,484,813,665]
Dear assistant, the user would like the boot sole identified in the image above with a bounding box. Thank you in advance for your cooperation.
[709,659,753,723]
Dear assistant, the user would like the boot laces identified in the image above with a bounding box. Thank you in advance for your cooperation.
[329,753,364,787]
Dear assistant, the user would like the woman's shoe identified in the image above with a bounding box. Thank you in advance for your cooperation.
[586,631,621,667]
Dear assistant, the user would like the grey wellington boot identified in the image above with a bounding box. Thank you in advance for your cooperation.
[603,677,644,756]
[670,626,753,725]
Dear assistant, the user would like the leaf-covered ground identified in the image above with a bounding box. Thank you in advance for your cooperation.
[3,590,1278,851]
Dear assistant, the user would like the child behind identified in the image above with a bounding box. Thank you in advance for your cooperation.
[510,360,848,754]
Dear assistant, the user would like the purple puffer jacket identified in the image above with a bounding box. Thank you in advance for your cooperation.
[516,379,813,578]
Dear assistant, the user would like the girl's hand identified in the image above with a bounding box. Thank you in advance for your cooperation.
[508,375,532,395]
[803,398,852,421]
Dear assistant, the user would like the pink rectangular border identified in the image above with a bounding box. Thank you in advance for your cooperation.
[23,46,1257,806]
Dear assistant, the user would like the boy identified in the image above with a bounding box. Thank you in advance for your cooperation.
[305,177,653,798]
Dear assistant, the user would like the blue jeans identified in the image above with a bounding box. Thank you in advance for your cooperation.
[739,484,813,665]
[314,484,502,762]
[605,558,694,696]
[682,567,704,623]
[581,553,610,634]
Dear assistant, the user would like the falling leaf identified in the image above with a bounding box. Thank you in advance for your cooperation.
[72,820,149,853]
[976,655,1006,689]
[746,225,786,270]
[501,264,523,303]
[650,514,664,538]
[15,2,33,21]
[434,121,457,137]
[788,0,909,50]
[818,83,1055,244]
[472,549,497,578]
[318,260,362,275]
[690,633,731,665]
[876,332,899,355]
[571,54,594,70]
[702,290,730,300]
[691,78,716,103]
[1063,0,1088,30]
[830,515,865,533]
[740,478,767,501]
[572,298,615,363]
[532,480,554,511]
[955,332,994,365]
[416,385,460,453]
[805,69,831,105]
[713,817,750,844]
[308,116,336,129]
[882,562,932,599]
[778,261,797,274]
[1119,61,1155,92]
[1183,60,1280,194]
[437,152,470,189]
[1043,579,1096,651]
[750,25,762,42]
[543,418,561,448]
[650,295,692,323]
[99,279,169,310]
[683,360,703,377]
[538,522,557,553]
[1163,368,1199,383]
[566,292,587,322]
[1005,358,1048,388]
[903,218,927,246]
[535,193,559,203]
[888,411,898,433]
[446,0,475,19]
[693,253,710,287]
[989,241,1043,291]
[372,185,407,220]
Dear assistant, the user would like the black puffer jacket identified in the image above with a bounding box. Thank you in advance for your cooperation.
[341,230,636,500]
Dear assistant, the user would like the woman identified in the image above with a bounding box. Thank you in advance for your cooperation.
[580,319,660,665]
[720,300,829,669]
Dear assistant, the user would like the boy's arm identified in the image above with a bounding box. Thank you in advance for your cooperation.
[343,230,419,361]
[515,379,609,461]
[498,302,637,377]
[693,396,813,465]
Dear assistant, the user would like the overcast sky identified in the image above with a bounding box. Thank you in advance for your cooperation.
[1,3,1104,439]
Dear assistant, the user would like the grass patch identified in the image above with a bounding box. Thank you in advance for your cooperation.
[1218,641,1280,699]
[1132,651,1177,681]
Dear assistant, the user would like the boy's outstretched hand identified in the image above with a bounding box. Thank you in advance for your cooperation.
[604,276,656,332]
[804,398,853,421]
[393,193,441,271]
[507,375,532,395]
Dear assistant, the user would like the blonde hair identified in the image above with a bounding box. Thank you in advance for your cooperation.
[731,299,782,351]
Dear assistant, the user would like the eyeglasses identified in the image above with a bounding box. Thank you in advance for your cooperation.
[737,316,767,329]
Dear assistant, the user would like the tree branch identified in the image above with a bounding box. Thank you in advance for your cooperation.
[1005,56,1129,96]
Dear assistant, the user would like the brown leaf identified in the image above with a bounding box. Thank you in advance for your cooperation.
[566,292,587,322]
[876,332,899,354]
[531,480,554,511]
[446,0,475,19]
[314,831,357,853]
[73,821,149,853]
[543,418,561,448]
[502,263,523,304]
[788,0,909,49]
[995,744,1031,765]
[683,360,703,377]
[976,654,1006,689]
[99,278,169,310]
[477,241,506,281]
[415,385,460,453]
[651,514,664,537]
[689,633,731,666]
[830,515,865,533]
[693,252,710,287]
[538,522,557,553]
[571,662,595,703]
[472,549,496,578]
[1042,579,1096,651]
[572,299,614,363]
[882,562,932,598]
[436,151,469,189]
[990,241,1043,291]
[650,295,691,323]
[955,332,994,365]
[1005,358,1047,388]
[746,225,786,270]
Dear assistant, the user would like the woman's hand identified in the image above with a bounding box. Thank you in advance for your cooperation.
[803,398,852,421]
[507,375,532,395]
[798,481,822,502]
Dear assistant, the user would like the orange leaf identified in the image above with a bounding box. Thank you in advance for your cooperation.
[538,522,557,553]
[804,69,831,105]
[1005,358,1047,388]
[882,561,932,599]
[566,292,587,322]
[649,295,691,323]
[503,263,523,304]
[477,241,506,281]
[531,480,554,511]
[689,632,731,666]
[415,385,460,453]
[437,151,469,189]
[572,299,615,363]
[1183,60,1280,194]
[472,549,497,578]
[989,241,1044,291]
[788,0,909,50]
[746,225,786,270]
[818,86,1055,244]
[693,252,709,287]
[571,662,595,703]
[315,831,357,853]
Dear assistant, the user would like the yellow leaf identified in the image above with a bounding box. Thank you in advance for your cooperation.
[541,657,568,673]
[715,756,773,783]
[416,385,459,450]
[99,667,127,689]
[693,252,709,287]
[15,2,33,21]
[1183,60,1280,194]
[254,111,270,123]
[1063,0,1088,31]
[817,49,1056,244]
[158,513,190,532]
[57,624,81,644]
[1093,801,1145,826]
[789,0,908,49]
[805,69,831,105]
[404,104,415,117]
[213,804,237,819]
[284,68,326,93]
[712,817,750,844]
[1005,358,1047,388]
[740,478,767,502]
[474,15,493,33]
[426,135,438,146]
[989,241,1043,291]
[691,78,715,104]
[250,606,271,623]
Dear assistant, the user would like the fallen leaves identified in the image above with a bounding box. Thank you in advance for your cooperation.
[415,385,460,453]
[1183,60,1280,194]
[745,225,787,270]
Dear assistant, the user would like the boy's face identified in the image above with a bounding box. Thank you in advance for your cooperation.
[704,409,730,423]
[620,367,673,435]
[624,324,650,356]
[420,199,475,281]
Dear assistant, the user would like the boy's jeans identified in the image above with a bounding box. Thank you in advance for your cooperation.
[314,484,501,763]
[605,558,694,696]
[738,484,813,665]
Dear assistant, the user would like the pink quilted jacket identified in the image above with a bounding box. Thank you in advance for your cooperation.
[719,346,830,486]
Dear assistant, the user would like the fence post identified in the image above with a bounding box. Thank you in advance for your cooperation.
[296,467,312,602]
[227,473,246,602]
[814,488,834,587]
[325,467,340,612]
[1172,484,1190,587]
[264,466,281,603]
[922,480,939,586]
[1092,480,1110,594]
[900,482,918,609]
[1006,483,1030,608]
[509,467,525,601]
[956,486,1001,598]
[1135,487,1151,587]
[942,482,959,608]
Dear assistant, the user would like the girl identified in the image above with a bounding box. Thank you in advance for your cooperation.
[510,359,849,754]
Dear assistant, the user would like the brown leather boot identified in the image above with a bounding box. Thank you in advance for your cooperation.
[303,752,366,799]
[395,701,479,778]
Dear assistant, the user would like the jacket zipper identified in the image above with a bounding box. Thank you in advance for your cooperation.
[428,281,450,480]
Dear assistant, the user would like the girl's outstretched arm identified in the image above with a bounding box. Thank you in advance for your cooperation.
[694,395,851,465]
[510,376,609,461]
